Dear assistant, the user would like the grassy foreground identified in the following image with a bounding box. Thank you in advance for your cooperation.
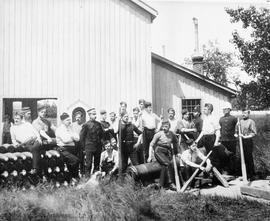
[0,177,269,221]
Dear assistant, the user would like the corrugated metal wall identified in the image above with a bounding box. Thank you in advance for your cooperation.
[152,59,232,119]
[0,0,152,120]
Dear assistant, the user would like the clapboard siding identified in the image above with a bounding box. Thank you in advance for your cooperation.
[152,58,232,119]
[0,0,152,118]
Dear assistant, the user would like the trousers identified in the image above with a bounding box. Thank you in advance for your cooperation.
[154,146,174,187]
[25,140,42,170]
[143,128,155,162]
[242,138,255,179]
[85,144,102,177]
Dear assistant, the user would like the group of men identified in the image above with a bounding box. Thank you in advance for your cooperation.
[4,99,257,188]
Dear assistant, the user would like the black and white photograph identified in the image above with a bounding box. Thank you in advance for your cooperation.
[0,0,270,220]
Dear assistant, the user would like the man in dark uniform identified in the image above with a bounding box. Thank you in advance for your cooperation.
[219,103,237,174]
[100,110,112,141]
[119,111,142,174]
[80,108,104,177]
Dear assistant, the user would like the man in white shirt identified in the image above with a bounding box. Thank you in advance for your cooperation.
[56,113,80,179]
[167,108,180,134]
[141,102,162,162]
[10,112,42,173]
[181,139,212,187]
[195,103,220,154]
[100,140,118,175]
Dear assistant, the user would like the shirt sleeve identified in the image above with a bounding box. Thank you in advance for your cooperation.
[133,124,142,135]
[32,120,43,132]
[212,116,221,131]
[150,132,160,147]
[250,120,257,136]
[10,126,18,145]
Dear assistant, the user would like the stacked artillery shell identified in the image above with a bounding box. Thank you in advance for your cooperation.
[0,144,74,188]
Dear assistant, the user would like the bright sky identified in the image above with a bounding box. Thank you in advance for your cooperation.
[145,0,269,83]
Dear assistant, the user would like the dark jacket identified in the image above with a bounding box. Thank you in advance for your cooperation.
[119,122,142,143]
[219,114,237,141]
[80,120,104,150]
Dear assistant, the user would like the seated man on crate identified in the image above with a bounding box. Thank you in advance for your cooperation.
[10,112,43,175]
[56,113,80,180]
[100,140,118,176]
[181,139,212,188]
[32,105,56,150]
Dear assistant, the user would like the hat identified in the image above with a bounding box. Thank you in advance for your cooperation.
[100,109,107,115]
[167,108,175,114]
[87,108,95,113]
[133,107,140,112]
[60,112,69,121]
[37,105,46,112]
[186,139,195,146]
[223,103,232,110]
[22,107,31,113]
[144,101,152,108]
[182,109,189,115]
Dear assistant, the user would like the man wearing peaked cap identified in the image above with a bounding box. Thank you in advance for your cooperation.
[21,107,32,123]
[80,107,104,177]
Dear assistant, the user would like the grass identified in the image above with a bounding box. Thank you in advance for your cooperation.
[0,177,270,221]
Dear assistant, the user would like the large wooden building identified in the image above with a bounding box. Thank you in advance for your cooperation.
[0,0,157,140]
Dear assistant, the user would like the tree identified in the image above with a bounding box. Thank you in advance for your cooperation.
[184,41,236,86]
[226,6,270,110]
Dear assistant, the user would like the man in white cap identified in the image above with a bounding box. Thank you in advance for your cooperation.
[219,103,237,175]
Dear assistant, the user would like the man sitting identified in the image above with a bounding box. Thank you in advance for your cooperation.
[56,113,80,179]
[100,140,118,176]
[10,112,42,175]
[181,139,212,187]
[32,106,56,149]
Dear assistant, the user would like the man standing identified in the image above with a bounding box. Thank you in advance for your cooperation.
[141,102,162,162]
[138,99,146,115]
[71,111,84,175]
[238,110,257,180]
[219,104,237,174]
[147,121,179,190]
[10,112,42,174]
[100,110,112,141]
[32,106,56,146]
[80,108,104,177]
[132,107,144,164]
[119,112,142,173]
[195,104,221,169]
[109,112,118,140]
[178,109,197,152]
[193,105,203,139]
[167,108,180,134]
[56,113,80,179]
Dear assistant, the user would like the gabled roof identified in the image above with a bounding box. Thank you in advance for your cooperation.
[130,0,158,20]
[152,52,237,96]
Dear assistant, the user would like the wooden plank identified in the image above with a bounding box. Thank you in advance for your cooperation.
[241,186,270,201]
[212,167,229,188]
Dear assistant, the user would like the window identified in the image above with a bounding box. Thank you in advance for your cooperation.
[182,99,201,115]
[3,98,57,125]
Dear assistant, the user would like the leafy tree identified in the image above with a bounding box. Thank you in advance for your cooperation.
[226,6,270,110]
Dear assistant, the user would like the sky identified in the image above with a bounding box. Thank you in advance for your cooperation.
[145,0,269,84]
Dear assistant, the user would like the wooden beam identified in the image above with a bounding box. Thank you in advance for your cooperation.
[241,185,270,201]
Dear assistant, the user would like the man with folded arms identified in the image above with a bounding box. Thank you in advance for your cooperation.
[10,112,42,174]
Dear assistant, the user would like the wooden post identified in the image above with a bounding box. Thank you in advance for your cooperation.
[118,119,123,179]
[238,118,248,183]
[171,144,181,192]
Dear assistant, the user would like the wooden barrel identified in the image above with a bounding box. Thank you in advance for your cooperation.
[127,161,163,181]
